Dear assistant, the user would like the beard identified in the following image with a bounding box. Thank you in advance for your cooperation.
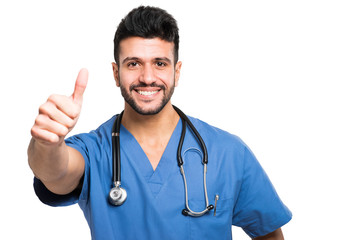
[120,80,175,115]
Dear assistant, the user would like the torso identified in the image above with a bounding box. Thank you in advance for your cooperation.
[61,114,292,240]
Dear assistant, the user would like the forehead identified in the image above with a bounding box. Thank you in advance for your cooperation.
[118,37,175,63]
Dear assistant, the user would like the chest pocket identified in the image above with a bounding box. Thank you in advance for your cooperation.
[182,148,234,239]
[188,197,234,239]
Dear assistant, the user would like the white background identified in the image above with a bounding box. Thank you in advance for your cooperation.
[1,0,341,239]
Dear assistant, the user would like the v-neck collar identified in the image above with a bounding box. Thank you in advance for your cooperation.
[119,119,182,197]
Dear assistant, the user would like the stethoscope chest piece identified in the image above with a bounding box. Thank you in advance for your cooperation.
[108,185,127,206]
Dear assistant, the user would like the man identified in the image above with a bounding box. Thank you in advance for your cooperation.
[28,6,292,239]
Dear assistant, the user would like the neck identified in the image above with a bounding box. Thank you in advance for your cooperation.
[121,102,180,139]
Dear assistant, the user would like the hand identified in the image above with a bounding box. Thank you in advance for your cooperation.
[31,69,88,145]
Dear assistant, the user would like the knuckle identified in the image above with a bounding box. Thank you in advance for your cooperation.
[38,103,48,114]
[47,94,66,107]
[39,101,55,115]
[47,94,58,103]
[60,126,69,136]
[30,126,39,138]
[34,114,46,126]
[48,135,60,144]
[65,119,75,129]
[69,106,80,119]
[30,126,57,143]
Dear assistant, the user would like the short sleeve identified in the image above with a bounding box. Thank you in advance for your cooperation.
[33,176,82,207]
[232,146,292,238]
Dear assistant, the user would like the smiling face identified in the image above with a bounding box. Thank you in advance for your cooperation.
[112,37,182,115]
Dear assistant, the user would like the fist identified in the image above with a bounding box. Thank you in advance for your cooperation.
[31,69,88,144]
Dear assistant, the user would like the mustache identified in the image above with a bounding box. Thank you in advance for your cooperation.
[129,83,166,91]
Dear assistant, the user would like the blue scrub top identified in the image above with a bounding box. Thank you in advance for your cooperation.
[34,115,292,239]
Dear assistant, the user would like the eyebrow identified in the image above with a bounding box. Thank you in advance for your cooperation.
[154,57,172,64]
[121,57,172,65]
[122,57,139,65]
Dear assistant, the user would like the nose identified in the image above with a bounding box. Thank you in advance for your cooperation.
[139,64,155,85]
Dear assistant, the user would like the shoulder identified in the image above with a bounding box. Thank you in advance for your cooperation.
[187,116,247,152]
[92,115,116,137]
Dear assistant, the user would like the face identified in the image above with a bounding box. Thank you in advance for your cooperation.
[112,37,182,115]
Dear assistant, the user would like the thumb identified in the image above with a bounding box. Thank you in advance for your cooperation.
[72,68,88,104]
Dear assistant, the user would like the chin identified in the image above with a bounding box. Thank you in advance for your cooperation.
[134,105,165,115]
[129,100,169,116]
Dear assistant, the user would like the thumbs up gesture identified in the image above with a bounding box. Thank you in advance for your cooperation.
[31,69,89,145]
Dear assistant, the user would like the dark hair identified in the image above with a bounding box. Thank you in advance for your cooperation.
[114,6,179,65]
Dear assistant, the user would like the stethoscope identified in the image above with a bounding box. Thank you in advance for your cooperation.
[108,106,214,217]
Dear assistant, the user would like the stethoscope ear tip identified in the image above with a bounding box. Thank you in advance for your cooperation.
[182,205,214,217]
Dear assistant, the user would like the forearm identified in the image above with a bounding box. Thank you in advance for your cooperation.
[28,138,69,183]
[28,138,85,194]
[252,228,284,240]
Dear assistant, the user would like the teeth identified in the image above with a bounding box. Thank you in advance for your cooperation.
[138,90,158,96]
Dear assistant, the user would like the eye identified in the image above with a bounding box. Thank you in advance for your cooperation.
[127,62,139,68]
[156,61,167,67]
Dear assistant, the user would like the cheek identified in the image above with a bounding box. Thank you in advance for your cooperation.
[158,70,176,85]
[118,71,137,87]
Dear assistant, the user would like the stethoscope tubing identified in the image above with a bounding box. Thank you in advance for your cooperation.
[110,106,213,216]
[112,111,123,185]
[173,105,208,165]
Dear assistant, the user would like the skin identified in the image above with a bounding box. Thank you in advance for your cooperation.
[28,36,284,239]
[28,69,87,194]
[253,228,284,240]
[112,37,182,169]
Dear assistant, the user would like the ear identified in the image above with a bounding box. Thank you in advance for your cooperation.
[174,61,182,87]
[112,62,120,87]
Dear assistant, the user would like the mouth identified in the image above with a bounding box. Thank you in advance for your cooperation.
[136,90,160,96]
[130,83,165,99]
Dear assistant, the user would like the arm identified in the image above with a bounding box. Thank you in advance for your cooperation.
[28,69,88,195]
[252,228,284,240]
